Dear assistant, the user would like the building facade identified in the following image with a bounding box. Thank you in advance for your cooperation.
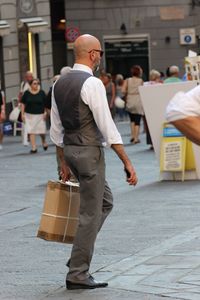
[0,0,53,105]
[1,0,200,107]
[64,0,200,79]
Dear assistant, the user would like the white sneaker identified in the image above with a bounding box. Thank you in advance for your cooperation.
[0,144,3,150]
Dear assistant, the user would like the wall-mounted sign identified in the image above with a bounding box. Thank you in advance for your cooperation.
[160,7,185,20]
[180,28,196,45]
[65,27,80,42]
[105,40,148,58]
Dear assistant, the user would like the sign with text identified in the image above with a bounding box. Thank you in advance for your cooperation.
[160,138,186,172]
[180,28,196,45]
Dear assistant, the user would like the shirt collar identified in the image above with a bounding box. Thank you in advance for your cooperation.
[73,63,93,75]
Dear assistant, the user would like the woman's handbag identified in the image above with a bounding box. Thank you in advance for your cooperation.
[9,106,21,122]
[115,96,125,109]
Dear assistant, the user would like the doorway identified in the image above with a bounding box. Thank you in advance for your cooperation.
[50,0,67,75]
[103,35,150,80]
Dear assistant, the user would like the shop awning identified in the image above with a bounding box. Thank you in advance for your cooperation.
[0,20,10,36]
[18,17,48,33]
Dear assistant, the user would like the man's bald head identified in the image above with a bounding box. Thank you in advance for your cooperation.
[74,34,101,60]
[25,70,33,83]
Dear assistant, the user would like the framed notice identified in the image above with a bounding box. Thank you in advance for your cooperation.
[160,137,186,172]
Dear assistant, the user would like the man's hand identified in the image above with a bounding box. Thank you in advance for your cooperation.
[111,144,138,186]
[124,163,138,186]
[56,145,71,182]
[60,161,71,182]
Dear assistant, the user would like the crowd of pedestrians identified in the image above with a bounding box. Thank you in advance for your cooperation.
[0,60,184,153]
[97,63,183,149]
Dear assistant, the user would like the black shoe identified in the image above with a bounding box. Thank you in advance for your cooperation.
[30,149,37,154]
[66,276,108,290]
[43,145,48,151]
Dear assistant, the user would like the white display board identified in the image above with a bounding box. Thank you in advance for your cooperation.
[139,81,200,180]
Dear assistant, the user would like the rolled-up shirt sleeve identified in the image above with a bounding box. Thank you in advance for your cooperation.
[50,84,64,147]
[166,85,200,122]
[81,77,123,147]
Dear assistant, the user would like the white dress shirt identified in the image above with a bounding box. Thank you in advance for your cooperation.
[50,63,123,148]
[166,85,200,122]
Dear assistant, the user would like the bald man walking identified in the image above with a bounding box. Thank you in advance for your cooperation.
[50,34,138,290]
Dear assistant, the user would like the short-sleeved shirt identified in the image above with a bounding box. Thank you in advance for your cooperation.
[21,90,47,114]
[166,85,200,122]
[164,77,182,83]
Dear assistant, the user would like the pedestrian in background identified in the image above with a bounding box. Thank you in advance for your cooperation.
[21,78,48,153]
[115,74,126,121]
[144,69,162,149]
[0,89,6,150]
[50,34,138,290]
[122,65,144,144]
[18,70,34,146]
[60,66,72,76]
[101,73,116,118]
[46,74,60,116]
[18,71,34,102]
[164,65,182,83]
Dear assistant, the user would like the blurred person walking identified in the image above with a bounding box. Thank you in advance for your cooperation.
[144,69,162,149]
[115,74,126,121]
[46,74,60,116]
[122,65,144,144]
[164,65,182,83]
[18,70,34,146]
[101,73,116,118]
[21,78,48,153]
[18,71,34,102]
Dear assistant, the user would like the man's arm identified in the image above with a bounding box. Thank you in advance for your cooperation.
[172,116,200,146]
[111,144,138,186]
[166,87,200,146]
[56,146,71,181]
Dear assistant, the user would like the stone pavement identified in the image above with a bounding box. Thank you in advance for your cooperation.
[1,121,200,300]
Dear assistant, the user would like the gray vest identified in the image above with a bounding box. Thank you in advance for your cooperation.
[54,70,103,146]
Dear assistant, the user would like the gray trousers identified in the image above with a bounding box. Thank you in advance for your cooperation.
[64,145,113,280]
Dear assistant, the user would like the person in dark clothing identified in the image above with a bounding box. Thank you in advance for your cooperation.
[21,78,48,153]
